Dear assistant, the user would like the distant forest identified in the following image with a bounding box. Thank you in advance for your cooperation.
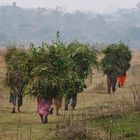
[0,3,140,48]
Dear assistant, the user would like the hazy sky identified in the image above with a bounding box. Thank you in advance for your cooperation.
[0,0,140,13]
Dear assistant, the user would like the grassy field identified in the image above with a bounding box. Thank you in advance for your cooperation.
[94,112,140,140]
[0,50,140,140]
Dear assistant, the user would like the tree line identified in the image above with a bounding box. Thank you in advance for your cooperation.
[0,4,140,48]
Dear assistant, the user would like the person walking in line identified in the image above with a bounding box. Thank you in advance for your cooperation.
[117,72,127,87]
[37,97,52,123]
[65,92,77,111]
[9,92,16,113]
[9,92,23,113]
[9,83,24,113]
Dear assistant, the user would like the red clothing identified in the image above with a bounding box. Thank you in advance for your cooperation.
[37,98,52,116]
[117,73,126,87]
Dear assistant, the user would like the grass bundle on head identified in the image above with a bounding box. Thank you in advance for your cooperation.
[101,43,132,76]
[5,45,30,95]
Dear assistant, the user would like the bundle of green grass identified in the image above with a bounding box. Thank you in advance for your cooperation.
[5,46,30,95]
[5,35,99,100]
[101,43,132,76]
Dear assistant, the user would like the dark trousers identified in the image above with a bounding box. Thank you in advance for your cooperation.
[17,95,23,107]
[65,93,77,110]
[107,75,117,94]
[9,93,23,107]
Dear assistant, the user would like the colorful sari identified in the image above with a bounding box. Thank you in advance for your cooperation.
[37,98,52,117]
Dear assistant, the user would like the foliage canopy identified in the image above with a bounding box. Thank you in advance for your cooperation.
[5,36,98,99]
[101,43,132,76]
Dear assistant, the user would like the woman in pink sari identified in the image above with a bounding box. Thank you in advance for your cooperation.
[37,98,52,123]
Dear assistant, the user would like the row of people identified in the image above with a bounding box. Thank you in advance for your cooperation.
[9,73,127,123]
[9,92,77,123]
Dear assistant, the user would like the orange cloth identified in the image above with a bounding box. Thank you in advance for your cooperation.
[117,73,126,87]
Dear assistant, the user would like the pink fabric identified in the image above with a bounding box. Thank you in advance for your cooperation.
[37,98,52,116]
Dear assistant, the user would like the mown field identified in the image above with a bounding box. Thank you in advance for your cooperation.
[0,50,140,140]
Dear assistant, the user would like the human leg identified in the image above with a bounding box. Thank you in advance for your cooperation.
[107,76,111,94]
[17,95,23,112]
[112,79,117,94]
[9,93,16,113]
[54,96,63,115]
[65,94,71,111]
[71,93,77,110]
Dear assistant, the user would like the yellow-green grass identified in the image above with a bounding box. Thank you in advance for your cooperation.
[94,112,140,140]
[0,51,140,140]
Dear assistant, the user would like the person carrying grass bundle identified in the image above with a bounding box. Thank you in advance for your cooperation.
[9,92,23,113]
[101,43,132,94]
[5,47,28,113]
[107,73,117,94]
[117,72,127,87]
[65,92,77,111]
[37,97,52,123]
[9,79,24,113]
